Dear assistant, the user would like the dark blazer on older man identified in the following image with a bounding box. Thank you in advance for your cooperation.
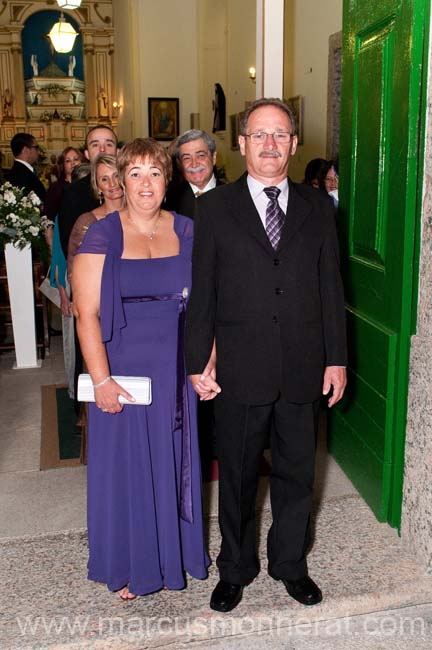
[185,173,347,405]
[7,160,46,203]
[165,177,224,219]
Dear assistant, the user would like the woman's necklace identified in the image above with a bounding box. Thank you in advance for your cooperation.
[129,212,163,240]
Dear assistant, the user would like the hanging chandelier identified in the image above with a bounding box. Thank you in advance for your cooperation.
[56,0,83,8]
[48,12,78,53]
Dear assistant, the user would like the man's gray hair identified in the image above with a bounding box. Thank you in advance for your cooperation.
[174,129,216,158]
[240,98,297,136]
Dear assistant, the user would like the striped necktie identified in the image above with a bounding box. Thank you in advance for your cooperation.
[263,186,284,249]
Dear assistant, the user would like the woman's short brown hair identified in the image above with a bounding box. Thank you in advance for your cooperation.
[117,138,172,186]
[90,154,118,198]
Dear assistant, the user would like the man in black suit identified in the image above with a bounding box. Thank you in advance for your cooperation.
[7,133,46,203]
[58,124,118,257]
[165,129,223,217]
[185,98,347,612]
[165,129,224,468]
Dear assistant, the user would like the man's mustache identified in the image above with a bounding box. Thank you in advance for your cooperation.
[259,151,281,158]
[186,165,207,173]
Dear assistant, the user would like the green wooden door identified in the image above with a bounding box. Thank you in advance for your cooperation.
[328,0,429,527]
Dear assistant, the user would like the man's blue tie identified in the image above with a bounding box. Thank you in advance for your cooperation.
[264,186,284,249]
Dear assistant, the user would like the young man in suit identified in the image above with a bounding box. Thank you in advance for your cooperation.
[7,132,46,203]
[58,125,118,257]
[165,129,223,218]
[185,97,347,612]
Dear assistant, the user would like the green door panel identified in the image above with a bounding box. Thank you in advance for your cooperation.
[328,0,429,527]
[332,309,397,519]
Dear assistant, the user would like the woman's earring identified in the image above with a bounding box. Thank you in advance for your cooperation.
[98,191,103,205]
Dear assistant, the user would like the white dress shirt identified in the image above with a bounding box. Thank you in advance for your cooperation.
[189,174,217,197]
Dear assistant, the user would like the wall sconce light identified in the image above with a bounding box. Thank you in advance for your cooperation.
[56,0,83,9]
[112,101,122,110]
[249,66,256,83]
[48,12,78,53]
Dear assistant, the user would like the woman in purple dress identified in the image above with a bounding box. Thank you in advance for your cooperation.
[72,139,210,600]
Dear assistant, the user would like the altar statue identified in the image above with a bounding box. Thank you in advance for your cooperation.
[68,55,76,77]
[3,89,13,117]
[97,87,108,117]
[31,54,39,77]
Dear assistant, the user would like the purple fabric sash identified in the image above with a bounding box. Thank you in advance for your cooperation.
[122,292,193,524]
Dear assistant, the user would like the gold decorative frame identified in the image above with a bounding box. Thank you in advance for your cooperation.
[287,95,304,145]
[148,97,179,141]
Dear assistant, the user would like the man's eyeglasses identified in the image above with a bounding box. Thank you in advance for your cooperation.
[29,145,40,150]
[244,131,292,144]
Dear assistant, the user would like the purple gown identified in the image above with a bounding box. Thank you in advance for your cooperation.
[77,211,210,595]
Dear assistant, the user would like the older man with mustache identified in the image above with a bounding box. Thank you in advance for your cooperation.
[185,97,347,613]
[165,129,224,218]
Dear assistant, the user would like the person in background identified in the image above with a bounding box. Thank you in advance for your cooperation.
[72,138,209,599]
[68,154,125,283]
[67,154,125,462]
[48,158,87,400]
[165,129,223,217]
[303,157,326,188]
[7,132,46,203]
[45,147,84,249]
[319,159,339,207]
[58,125,118,257]
[165,128,224,471]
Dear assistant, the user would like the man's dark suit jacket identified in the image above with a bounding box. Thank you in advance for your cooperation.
[6,161,46,203]
[58,174,99,258]
[185,173,347,405]
[165,178,224,218]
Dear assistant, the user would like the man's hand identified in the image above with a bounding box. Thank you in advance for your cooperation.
[189,354,221,401]
[322,366,347,407]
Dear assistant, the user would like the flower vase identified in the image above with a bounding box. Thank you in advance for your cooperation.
[4,242,41,369]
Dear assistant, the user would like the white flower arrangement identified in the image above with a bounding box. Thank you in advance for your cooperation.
[0,182,53,249]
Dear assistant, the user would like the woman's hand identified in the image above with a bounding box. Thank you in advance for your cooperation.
[58,286,72,317]
[94,377,136,414]
[192,366,221,401]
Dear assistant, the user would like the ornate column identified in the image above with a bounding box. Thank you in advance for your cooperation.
[81,27,115,124]
[82,32,98,121]
[9,28,26,121]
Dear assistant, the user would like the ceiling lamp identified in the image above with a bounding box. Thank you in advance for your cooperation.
[48,13,78,53]
[56,0,83,8]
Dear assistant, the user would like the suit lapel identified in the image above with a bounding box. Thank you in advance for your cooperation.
[277,178,312,253]
[225,173,275,255]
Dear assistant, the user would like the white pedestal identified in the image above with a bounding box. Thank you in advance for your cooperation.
[4,243,41,369]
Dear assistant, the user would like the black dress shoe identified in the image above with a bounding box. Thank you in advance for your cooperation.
[270,573,322,606]
[210,580,244,612]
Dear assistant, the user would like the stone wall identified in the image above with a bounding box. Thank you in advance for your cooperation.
[402,37,432,574]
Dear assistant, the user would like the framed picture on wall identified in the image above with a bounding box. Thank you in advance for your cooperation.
[287,95,304,145]
[230,114,239,150]
[148,97,179,141]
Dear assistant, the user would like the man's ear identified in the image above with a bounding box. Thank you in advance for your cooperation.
[212,151,217,166]
[239,135,246,156]
[290,135,298,157]
[84,149,90,161]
